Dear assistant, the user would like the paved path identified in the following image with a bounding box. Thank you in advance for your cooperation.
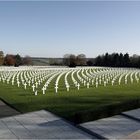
[0,110,94,139]
[80,108,140,139]
[122,108,140,121]
[125,130,140,139]
[0,100,140,139]
[0,100,20,118]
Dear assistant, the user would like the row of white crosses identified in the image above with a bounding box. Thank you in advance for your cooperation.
[55,71,67,93]
[71,70,79,88]
[3,68,107,90]
[130,72,134,84]
[64,70,72,92]
[76,69,85,85]
[82,68,103,87]
[72,69,82,90]
[41,71,62,95]
[90,69,108,87]
[0,67,140,96]
[125,71,131,84]
[112,71,124,85]
[32,72,58,95]
[135,71,139,83]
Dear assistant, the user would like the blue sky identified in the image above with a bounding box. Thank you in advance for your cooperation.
[0,1,140,57]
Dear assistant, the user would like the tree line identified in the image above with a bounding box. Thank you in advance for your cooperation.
[1,50,140,68]
[94,53,140,68]
[63,54,87,67]
[0,51,32,66]
[63,53,140,68]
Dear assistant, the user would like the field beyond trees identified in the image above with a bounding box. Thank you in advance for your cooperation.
[0,66,140,124]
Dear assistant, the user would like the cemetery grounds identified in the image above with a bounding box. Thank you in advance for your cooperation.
[0,66,140,124]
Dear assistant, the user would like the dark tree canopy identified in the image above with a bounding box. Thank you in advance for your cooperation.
[87,59,94,66]
[4,54,16,66]
[94,52,140,68]
[63,52,139,68]
[14,54,22,67]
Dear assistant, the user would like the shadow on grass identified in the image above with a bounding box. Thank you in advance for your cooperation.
[64,99,140,124]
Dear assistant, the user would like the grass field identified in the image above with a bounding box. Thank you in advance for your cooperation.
[0,66,140,124]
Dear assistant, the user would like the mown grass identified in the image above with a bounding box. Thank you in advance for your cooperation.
[0,80,140,124]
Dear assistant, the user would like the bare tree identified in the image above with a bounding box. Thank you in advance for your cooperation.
[0,51,4,65]
[76,54,86,66]
[23,56,32,65]
[63,54,77,67]
[63,54,71,66]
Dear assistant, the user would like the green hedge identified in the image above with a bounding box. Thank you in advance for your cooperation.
[67,99,140,124]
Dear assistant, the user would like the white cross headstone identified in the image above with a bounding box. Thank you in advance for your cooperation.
[77,83,80,90]
[38,80,41,85]
[44,84,48,89]
[42,87,46,94]
[96,81,98,88]
[125,79,127,84]
[99,79,101,85]
[112,80,114,86]
[55,85,58,93]
[87,82,90,88]
[32,84,35,92]
[46,81,49,85]
[65,81,68,85]
[74,81,77,87]
[119,81,121,85]
[104,81,106,87]
[24,83,27,89]
[92,80,94,85]
[35,82,38,88]
[17,81,20,87]
[84,81,86,86]
[28,81,31,86]
[66,84,70,92]
[12,80,14,85]
[22,79,25,84]
[35,90,38,96]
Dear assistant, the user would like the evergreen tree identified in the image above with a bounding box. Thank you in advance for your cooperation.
[124,53,130,67]
[14,54,22,67]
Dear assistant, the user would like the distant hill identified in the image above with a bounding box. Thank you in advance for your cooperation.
[31,57,94,66]
[31,57,64,66]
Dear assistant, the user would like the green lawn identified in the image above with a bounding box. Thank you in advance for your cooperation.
[0,81,140,124]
